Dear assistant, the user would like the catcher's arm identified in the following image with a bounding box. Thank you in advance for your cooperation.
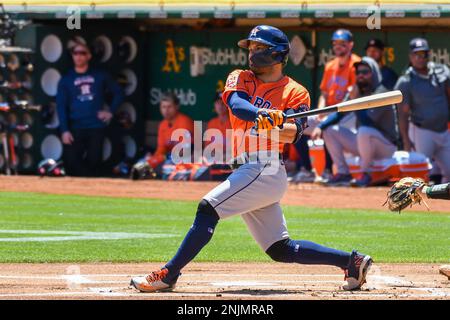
[421,182,450,200]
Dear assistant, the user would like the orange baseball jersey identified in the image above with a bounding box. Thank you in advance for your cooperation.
[222,69,310,157]
[207,116,231,142]
[320,53,361,106]
[148,112,194,168]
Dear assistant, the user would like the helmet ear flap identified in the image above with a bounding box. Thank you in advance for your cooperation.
[271,45,289,65]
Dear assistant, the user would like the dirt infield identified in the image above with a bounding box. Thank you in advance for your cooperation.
[0,176,449,300]
[0,262,448,300]
[1,176,449,212]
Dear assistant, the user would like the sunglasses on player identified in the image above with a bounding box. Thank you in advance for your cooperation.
[356,68,371,76]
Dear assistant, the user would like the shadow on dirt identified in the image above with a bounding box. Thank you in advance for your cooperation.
[217,288,307,296]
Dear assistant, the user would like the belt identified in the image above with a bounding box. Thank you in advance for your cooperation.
[230,152,283,169]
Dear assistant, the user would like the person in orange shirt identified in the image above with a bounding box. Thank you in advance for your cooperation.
[303,29,361,184]
[147,92,194,170]
[131,25,372,294]
[206,92,231,144]
[204,91,231,164]
[318,29,361,108]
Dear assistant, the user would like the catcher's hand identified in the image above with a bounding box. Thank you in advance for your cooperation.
[255,109,285,131]
[383,177,429,213]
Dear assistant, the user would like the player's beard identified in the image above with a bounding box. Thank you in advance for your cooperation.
[250,64,264,75]
[357,79,372,95]
[335,50,349,58]
[250,63,272,76]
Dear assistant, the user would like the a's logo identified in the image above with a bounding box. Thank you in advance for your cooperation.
[366,5,381,30]
[66,6,81,30]
[162,39,186,73]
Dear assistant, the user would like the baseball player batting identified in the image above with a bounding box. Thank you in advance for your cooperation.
[130,25,373,292]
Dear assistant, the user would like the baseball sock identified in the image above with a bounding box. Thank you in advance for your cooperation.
[266,239,351,269]
[164,212,218,283]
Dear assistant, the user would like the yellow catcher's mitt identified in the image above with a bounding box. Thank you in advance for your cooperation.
[383,177,429,213]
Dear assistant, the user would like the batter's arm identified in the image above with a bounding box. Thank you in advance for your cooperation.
[258,122,298,144]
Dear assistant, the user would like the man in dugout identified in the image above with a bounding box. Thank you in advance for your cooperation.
[395,38,450,183]
[56,41,124,177]
[145,92,194,176]
[311,57,399,187]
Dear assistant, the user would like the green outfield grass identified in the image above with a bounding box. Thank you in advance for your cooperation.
[0,191,448,263]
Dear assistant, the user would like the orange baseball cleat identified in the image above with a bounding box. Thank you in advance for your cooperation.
[130,268,179,293]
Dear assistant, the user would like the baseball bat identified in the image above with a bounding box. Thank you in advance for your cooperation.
[286,90,403,120]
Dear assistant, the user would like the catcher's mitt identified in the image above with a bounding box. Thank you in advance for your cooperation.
[383,177,429,213]
[130,158,157,180]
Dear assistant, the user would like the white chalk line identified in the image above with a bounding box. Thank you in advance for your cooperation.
[0,229,175,242]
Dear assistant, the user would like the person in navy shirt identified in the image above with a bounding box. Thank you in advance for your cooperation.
[56,41,124,176]
[364,38,398,90]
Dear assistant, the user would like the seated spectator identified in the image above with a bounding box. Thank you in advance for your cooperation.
[206,92,231,158]
[300,29,360,183]
[310,57,399,187]
[147,92,194,172]
[365,38,398,90]
[291,134,317,183]
[395,38,450,183]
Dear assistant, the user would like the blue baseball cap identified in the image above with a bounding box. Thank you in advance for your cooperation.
[409,38,429,52]
[331,29,353,42]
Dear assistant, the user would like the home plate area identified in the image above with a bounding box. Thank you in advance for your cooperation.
[0,263,448,300]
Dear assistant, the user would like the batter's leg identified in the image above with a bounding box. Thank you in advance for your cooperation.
[266,238,351,268]
[164,199,219,283]
[130,199,219,292]
[243,203,372,290]
[242,203,351,268]
[130,161,287,292]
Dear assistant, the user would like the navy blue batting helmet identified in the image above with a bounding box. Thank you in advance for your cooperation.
[331,29,353,42]
[238,25,290,67]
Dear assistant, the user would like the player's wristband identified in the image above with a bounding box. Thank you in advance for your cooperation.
[424,183,450,200]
